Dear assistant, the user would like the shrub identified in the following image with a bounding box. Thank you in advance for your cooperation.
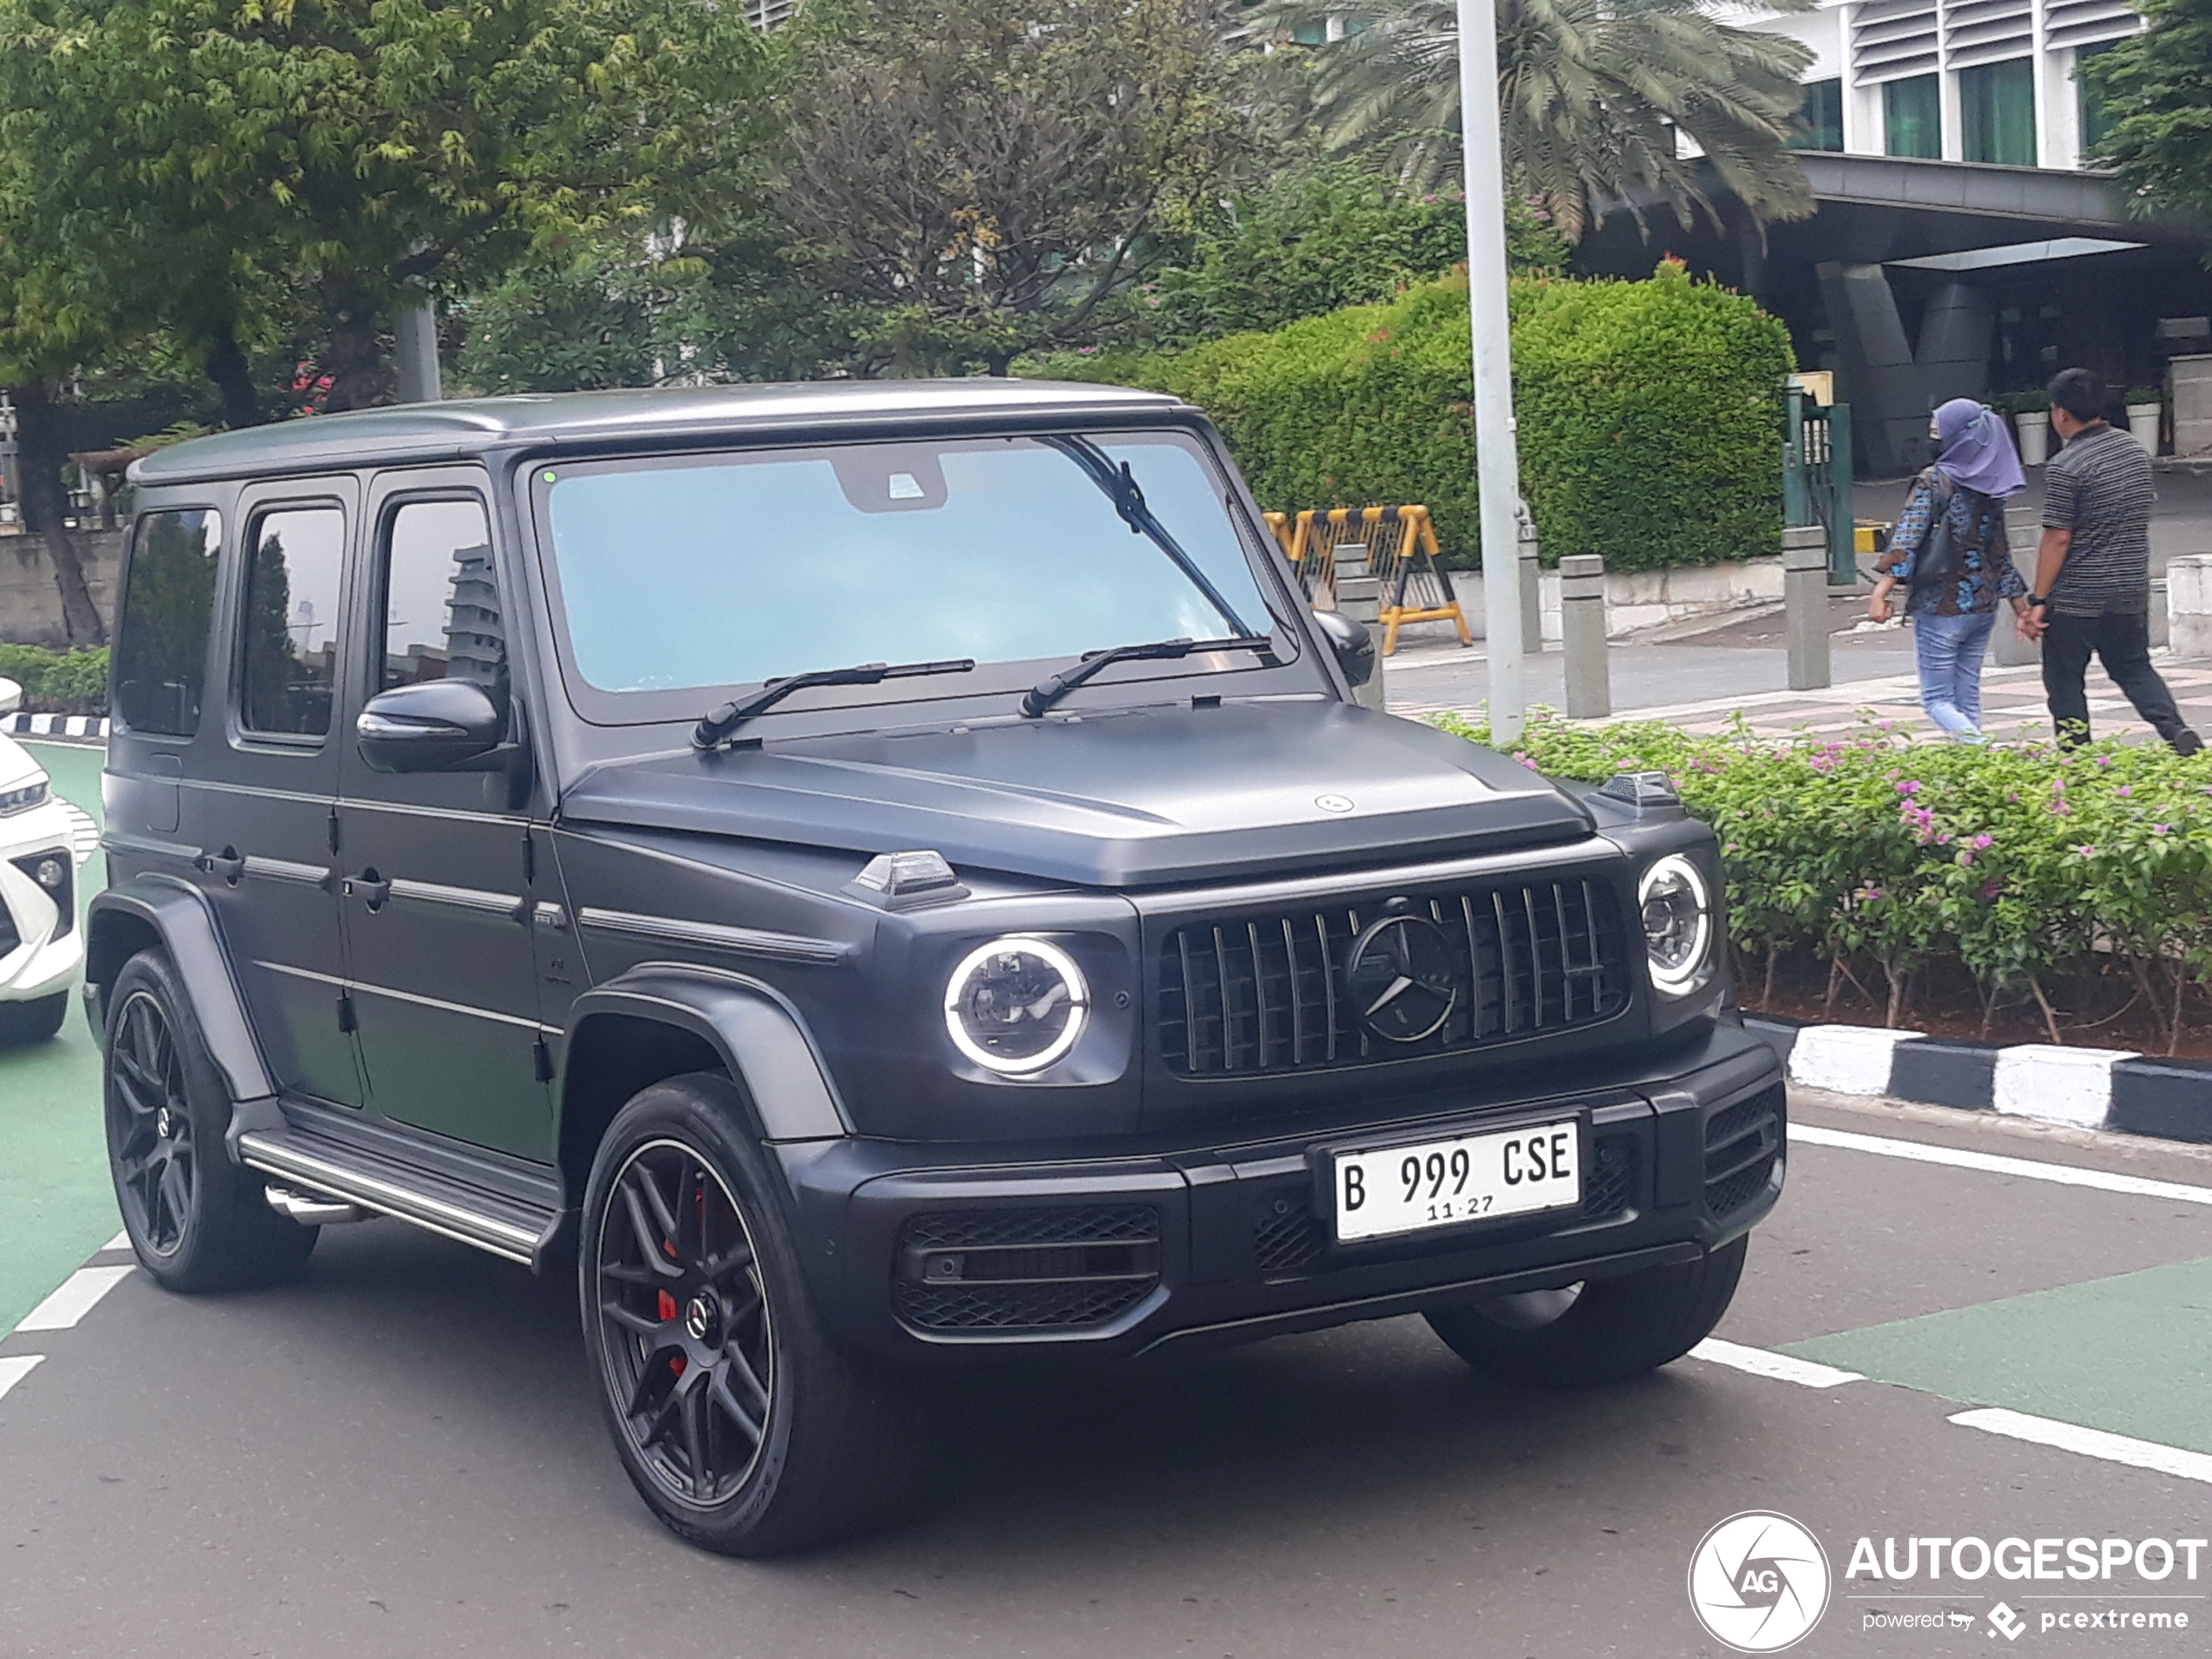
[1035,260,1792,572]
[1432,711,2212,1051]
[0,643,110,716]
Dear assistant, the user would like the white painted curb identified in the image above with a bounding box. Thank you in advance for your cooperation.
[2,712,108,739]
[1993,1044,2139,1129]
[1788,1026,1924,1096]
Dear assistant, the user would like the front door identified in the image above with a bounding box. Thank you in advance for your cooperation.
[196,485,364,1107]
[334,472,553,1159]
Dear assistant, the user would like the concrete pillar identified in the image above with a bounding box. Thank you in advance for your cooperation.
[1333,543,1387,711]
[1560,555,1610,719]
[2172,355,2212,459]
[394,289,442,404]
[1815,261,1927,477]
[2169,555,2212,663]
[1915,280,1994,407]
[1994,507,2043,667]
[1516,505,1542,656]
[1784,525,1831,691]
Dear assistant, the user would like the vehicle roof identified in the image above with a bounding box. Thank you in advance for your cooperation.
[130,379,1191,486]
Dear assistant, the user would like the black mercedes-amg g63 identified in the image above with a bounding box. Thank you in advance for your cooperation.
[88,381,1784,1554]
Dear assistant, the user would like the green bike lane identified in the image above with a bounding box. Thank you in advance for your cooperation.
[0,741,116,1336]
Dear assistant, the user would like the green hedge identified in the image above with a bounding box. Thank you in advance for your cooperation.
[1036,261,1793,572]
[0,644,109,716]
[1436,711,2212,1050]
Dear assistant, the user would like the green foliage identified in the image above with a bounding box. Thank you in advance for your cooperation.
[1039,261,1791,570]
[1433,711,2212,1048]
[0,643,108,715]
[2079,0,2212,219]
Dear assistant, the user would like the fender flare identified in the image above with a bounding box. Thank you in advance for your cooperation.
[560,962,851,1143]
[85,876,277,1107]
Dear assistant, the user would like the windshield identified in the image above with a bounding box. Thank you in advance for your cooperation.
[538,429,1276,699]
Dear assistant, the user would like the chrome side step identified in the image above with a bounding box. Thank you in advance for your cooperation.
[239,1127,559,1268]
[264,1185,373,1226]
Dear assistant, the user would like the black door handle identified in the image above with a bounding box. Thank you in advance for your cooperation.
[196,847,246,886]
[343,872,391,911]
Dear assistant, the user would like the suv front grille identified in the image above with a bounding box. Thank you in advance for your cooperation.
[893,1205,1160,1333]
[1159,878,1631,1076]
[1704,1085,1784,1217]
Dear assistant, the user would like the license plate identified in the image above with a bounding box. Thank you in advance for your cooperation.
[1332,1119,1581,1243]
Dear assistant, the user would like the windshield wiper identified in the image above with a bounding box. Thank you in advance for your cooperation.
[693,658,976,749]
[1037,435,1258,639]
[1021,635,1277,719]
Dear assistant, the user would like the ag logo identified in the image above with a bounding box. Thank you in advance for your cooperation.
[1344,913,1458,1042]
[1687,1511,1831,1652]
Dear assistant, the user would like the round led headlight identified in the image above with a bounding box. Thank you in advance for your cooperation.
[943,937,1089,1075]
[1639,853,1712,996]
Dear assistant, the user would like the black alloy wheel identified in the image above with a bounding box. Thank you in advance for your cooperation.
[100,949,318,1292]
[594,1138,776,1507]
[108,988,197,1258]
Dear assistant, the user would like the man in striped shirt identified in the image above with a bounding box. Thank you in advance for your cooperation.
[2020,368,2203,754]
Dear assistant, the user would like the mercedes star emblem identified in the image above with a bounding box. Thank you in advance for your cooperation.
[1345,913,1459,1042]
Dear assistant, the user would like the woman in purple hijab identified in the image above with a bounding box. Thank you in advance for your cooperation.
[1868,398,2031,739]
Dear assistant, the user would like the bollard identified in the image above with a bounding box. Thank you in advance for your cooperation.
[1332,543,1388,711]
[2170,555,2212,663]
[1784,524,1831,691]
[1993,509,2041,667]
[1516,504,1542,657]
[1560,554,1610,718]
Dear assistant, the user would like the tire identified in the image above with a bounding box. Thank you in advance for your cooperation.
[0,989,70,1047]
[579,1073,919,1556]
[1425,1236,1748,1389]
[103,950,318,1291]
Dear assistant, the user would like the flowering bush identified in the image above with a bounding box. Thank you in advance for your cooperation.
[1434,712,2212,1050]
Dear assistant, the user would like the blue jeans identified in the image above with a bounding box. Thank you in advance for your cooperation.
[1912,609,1996,738]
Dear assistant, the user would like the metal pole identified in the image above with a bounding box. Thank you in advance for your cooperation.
[1516,502,1542,655]
[1560,554,1610,718]
[1783,524,1831,691]
[1456,0,1524,744]
[394,287,443,404]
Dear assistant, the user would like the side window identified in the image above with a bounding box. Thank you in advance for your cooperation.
[113,509,221,736]
[380,499,509,723]
[239,506,346,738]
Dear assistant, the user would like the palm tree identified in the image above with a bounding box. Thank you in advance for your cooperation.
[1253,0,1817,241]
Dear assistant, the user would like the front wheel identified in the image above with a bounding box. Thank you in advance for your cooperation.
[579,1075,918,1555]
[1425,1237,1747,1389]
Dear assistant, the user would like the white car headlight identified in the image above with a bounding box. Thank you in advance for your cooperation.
[1639,853,1712,996]
[943,937,1089,1075]
[0,776,49,816]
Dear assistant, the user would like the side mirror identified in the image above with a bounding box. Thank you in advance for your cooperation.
[357,679,505,773]
[1311,610,1376,688]
[0,677,20,717]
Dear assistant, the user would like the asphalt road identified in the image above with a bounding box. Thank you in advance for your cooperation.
[3,745,2209,1657]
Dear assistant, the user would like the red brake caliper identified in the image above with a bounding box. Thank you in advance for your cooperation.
[657,1291,687,1377]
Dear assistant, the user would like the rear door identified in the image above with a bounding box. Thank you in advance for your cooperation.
[334,469,554,1159]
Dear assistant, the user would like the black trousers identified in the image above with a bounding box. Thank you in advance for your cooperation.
[2040,610,2200,752]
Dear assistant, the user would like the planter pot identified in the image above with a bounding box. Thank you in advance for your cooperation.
[2128,402,2162,451]
[2016,409,2050,467]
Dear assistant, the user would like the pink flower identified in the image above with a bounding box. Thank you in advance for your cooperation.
[2077,844,2095,857]
[1897,780,1920,796]
[1980,877,2003,900]
[1972,833,1994,849]
[2153,823,2171,835]
[2118,785,2134,798]
[2097,755,2114,767]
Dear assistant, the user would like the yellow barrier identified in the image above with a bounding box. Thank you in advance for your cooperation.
[1262,505,1472,656]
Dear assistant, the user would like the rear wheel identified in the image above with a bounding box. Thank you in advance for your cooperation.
[580,1074,918,1555]
[0,989,69,1047]
[103,950,318,1291]
[1425,1237,1747,1388]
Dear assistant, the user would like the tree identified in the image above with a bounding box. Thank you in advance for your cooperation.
[0,0,775,413]
[1251,0,1817,240]
[765,0,1257,374]
[2080,0,2212,222]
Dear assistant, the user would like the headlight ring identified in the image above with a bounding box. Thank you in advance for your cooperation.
[943,936,1090,1075]
[1639,853,1712,996]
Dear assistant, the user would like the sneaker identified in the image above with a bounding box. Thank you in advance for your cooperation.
[2175,729,2205,757]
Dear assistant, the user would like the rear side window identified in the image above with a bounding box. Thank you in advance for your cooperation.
[113,509,221,736]
[239,506,346,738]
[379,498,509,723]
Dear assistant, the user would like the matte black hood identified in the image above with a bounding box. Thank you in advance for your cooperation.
[557,701,1595,887]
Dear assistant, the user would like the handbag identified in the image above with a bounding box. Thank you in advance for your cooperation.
[1907,469,1959,597]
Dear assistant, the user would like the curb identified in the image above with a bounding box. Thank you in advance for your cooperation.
[1745,1016,2212,1146]
[2,713,107,741]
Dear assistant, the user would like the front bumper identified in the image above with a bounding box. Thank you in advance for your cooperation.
[0,810,83,1001]
[776,1022,1785,1360]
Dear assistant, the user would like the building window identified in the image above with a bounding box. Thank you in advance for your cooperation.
[1884,74,1941,159]
[2075,42,2119,163]
[1959,58,2037,165]
[1791,78,1844,152]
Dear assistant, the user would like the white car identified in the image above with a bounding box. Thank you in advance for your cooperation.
[0,677,89,1045]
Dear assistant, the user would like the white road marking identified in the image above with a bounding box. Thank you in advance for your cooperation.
[1792,1123,2212,1206]
[102,1231,130,1252]
[1951,1408,2212,1486]
[1689,1338,1865,1388]
[13,1264,135,1332]
[0,1355,44,1402]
